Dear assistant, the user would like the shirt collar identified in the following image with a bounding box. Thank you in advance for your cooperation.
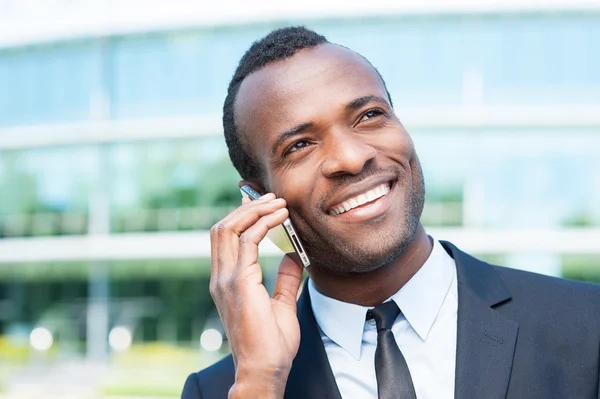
[308,237,455,359]
[390,238,455,341]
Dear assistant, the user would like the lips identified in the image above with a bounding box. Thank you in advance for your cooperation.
[328,181,392,216]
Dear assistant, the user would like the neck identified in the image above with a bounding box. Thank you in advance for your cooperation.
[307,224,432,306]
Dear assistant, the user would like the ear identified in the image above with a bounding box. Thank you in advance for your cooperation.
[238,180,266,195]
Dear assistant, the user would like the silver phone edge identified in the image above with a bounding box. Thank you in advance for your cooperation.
[282,219,311,267]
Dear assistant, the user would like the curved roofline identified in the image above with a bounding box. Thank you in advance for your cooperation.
[1,0,600,49]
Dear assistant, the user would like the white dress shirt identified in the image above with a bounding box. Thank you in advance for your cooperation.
[308,237,458,399]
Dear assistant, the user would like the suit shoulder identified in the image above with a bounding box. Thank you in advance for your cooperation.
[181,355,235,399]
[494,264,600,297]
[492,264,600,318]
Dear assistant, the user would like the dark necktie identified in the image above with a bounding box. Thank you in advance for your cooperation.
[367,301,417,399]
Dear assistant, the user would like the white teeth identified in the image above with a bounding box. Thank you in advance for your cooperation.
[329,182,391,215]
[365,190,377,202]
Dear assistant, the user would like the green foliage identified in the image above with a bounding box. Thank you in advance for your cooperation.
[425,187,463,203]
[99,343,221,398]
[562,213,595,227]
[474,254,507,266]
[0,336,30,364]
[197,159,242,207]
[139,154,241,210]
[562,255,600,284]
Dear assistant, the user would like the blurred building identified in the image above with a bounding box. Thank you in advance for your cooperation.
[1,0,600,362]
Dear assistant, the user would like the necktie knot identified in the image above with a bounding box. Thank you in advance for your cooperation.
[367,301,400,332]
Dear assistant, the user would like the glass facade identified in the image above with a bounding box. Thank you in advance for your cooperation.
[2,14,600,127]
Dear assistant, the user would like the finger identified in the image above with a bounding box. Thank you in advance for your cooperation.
[225,195,284,237]
[272,254,304,307]
[210,196,285,276]
[236,208,289,270]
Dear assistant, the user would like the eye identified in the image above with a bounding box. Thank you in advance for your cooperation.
[284,139,311,155]
[360,109,384,122]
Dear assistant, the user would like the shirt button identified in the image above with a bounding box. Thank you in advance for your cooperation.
[368,319,376,326]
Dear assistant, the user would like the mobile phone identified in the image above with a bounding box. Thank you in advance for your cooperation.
[240,185,310,267]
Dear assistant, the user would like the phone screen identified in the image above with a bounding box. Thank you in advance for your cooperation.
[240,185,311,267]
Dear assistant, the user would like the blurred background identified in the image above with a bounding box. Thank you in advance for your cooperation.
[1,0,600,398]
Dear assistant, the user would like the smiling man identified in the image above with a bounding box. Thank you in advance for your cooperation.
[182,27,600,399]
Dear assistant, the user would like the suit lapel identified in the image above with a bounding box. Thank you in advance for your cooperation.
[442,242,519,399]
[285,281,342,399]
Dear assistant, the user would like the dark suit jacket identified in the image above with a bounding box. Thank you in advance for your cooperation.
[182,241,600,398]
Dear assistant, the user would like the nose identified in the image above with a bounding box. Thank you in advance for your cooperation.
[321,133,377,177]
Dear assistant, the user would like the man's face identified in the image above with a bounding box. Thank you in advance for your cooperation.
[235,43,425,274]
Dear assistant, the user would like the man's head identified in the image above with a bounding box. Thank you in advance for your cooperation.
[223,26,425,274]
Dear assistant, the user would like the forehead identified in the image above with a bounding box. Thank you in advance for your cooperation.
[234,43,387,150]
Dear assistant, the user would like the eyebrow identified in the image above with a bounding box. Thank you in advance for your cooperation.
[271,122,314,156]
[345,95,389,111]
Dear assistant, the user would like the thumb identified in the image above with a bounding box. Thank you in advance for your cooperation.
[272,254,304,306]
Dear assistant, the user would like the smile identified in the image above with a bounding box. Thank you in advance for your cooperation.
[328,182,391,216]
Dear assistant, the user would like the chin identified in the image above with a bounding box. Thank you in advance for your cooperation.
[308,219,417,275]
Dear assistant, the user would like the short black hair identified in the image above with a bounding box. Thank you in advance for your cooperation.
[222,26,391,182]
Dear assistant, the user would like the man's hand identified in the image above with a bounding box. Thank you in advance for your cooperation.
[209,193,304,398]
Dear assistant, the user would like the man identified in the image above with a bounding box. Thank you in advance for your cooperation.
[182,27,600,398]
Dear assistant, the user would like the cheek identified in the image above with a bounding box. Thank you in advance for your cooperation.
[270,167,320,211]
[375,129,415,163]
